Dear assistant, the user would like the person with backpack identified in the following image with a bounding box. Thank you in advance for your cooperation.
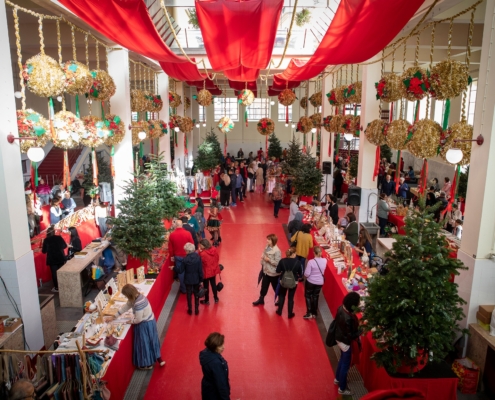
[275,248,302,318]
[303,246,327,319]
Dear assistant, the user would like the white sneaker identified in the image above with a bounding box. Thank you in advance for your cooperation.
[338,388,353,395]
[333,379,339,385]
[51,287,59,293]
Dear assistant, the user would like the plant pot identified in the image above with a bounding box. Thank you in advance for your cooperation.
[299,195,313,204]
[127,256,148,273]
[202,170,211,176]
[394,349,428,374]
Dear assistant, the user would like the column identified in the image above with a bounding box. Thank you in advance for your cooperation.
[157,73,171,168]
[456,0,495,328]
[356,56,381,225]
[173,81,185,173]
[320,74,334,196]
[0,3,43,350]
[185,85,194,169]
[107,48,133,214]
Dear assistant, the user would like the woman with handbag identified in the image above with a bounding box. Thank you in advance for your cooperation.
[199,239,221,305]
[113,284,166,370]
[180,243,204,315]
[275,248,302,318]
[303,246,327,319]
[290,223,314,277]
[252,234,282,306]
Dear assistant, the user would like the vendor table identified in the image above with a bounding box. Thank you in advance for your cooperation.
[388,213,406,235]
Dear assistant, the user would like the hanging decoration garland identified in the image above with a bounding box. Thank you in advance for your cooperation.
[80,115,109,147]
[86,70,116,102]
[257,118,274,136]
[345,81,362,104]
[364,119,388,146]
[184,96,191,110]
[401,36,430,101]
[375,47,405,103]
[63,61,92,95]
[169,85,182,108]
[52,110,85,149]
[429,61,469,100]
[329,114,345,134]
[322,115,332,133]
[148,119,168,139]
[440,121,472,166]
[131,89,147,112]
[278,88,296,106]
[407,120,442,158]
[217,116,234,134]
[385,119,409,150]
[238,89,255,106]
[131,121,149,146]
[178,116,194,134]
[103,114,125,146]
[343,115,360,134]
[196,88,213,107]
[16,110,50,153]
[309,91,322,108]
[296,116,313,134]
[145,93,163,112]
[309,113,322,129]
[300,96,308,109]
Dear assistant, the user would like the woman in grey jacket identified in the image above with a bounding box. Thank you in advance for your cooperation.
[377,193,390,236]
[252,234,282,306]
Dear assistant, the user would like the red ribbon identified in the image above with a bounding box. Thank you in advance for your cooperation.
[389,102,394,123]
[224,133,228,156]
[443,166,459,216]
[286,106,289,124]
[373,145,380,181]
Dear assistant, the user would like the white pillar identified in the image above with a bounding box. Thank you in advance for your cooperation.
[356,56,381,224]
[107,49,133,214]
[456,0,495,329]
[157,73,171,168]
[173,82,185,172]
[0,3,43,350]
[320,74,334,196]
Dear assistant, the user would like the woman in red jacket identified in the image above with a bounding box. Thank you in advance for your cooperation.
[198,239,221,305]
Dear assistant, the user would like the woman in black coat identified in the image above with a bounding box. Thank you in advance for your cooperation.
[275,248,302,318]
[178,243,204,315]
[42,225,67,292]
[199,332,230,400]
[67,227,82,259]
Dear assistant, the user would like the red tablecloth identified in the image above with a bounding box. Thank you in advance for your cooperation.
[357,332,458,400]
[388,213,406,235]
[342,182,349,194]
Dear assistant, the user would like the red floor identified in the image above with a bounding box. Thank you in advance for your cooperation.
[144,193,337,400]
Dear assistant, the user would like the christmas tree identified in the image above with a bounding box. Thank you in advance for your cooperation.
[361,197,467,374]
[281,135,303,176]
[268,133,283,160]
[195,128,223,172]
[380,144,393,162]
[349,155,359,180]
[292,153,323,196]
[82,152,113,196]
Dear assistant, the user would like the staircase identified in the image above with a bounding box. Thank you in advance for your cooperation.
[37,147,83,186]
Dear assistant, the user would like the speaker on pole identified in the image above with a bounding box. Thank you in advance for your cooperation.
[347,186,361,206]
[322,161,332,174]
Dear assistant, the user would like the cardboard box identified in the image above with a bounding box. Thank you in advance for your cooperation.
[0,316,22,332]
[478,305,494,320]
[476,311,491,326]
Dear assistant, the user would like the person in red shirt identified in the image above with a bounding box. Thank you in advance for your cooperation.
[168,219,194,293]
[257,147,263,160]
[198,239,221,305]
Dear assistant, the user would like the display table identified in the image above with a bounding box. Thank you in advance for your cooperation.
[388,213,406,235]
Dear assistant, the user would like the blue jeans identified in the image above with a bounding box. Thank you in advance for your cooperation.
[336,344,352,391]
[174,256,186,293]
[296,256,306,274]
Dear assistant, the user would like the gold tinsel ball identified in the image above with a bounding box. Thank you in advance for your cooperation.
[169,91,182,108]
[343,115,360,133]
[131,89,147,112]
[16,109,49,153]
[429,60,469,100]
[300,96,308,109]
[23,54,65,97]
[178,116,194,133]
[401,67,429,101]
[364,119,387,146]
[184,96,191,110]
[407,119,443,159]
[103,114,125,146]
[148,119,167,139]
[197,89,212,107]
[87,70,116,101]
[329,114,345,133]
[257,118,275,136]
[131,121,149,145]
[346,81,362,104]
[218,116,234,134]
[310,113,322,129]
[238,89,255,106]
[169,115,182,131]
[145,92,163,112]
[80,116,108,148]
[322,115,332,133]
[309,91,322,108]
[440,120,473,166]
[52,111,85,149]
[385,119,410,150]
[297,116,313,134]
[376,74,405,103]
[335,86,349,105]
[63,61,93,96]
[278,89,296,106]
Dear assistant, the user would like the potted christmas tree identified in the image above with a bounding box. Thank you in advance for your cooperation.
[195,129,223,175]
[292,153,323,203]
[361,198,467,374]
[268,133,283,161]
[281,135,303,176]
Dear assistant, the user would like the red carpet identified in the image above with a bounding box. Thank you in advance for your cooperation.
[144,193,337,399]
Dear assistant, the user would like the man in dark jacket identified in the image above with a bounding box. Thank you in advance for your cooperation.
[178,243,204,315]
[327,194,339,225]
[181,216,198,249]
[381,174,395,197]
[42,225,67,292]
[200,332,230,400]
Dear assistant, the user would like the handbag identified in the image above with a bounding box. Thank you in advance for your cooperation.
[290,232,299,248]
[197,285,206,298]
[216,273,224,292]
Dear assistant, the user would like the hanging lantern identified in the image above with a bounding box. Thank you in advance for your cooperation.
[52,111,85,149]
[429,60,470,100]
[148,119,168,139]
[169,91,182,108]
[131,89,148,112]
[385,119,410,150]
[309,91,322,108]
[184,96,191,110]
[296,116,313,134]
[196,89,213,107]
[217,116,234,134]
[257,118,275,136]
[344,81,362,103]
[375,74,405,103]
[278,89,296,106]
[16,109,50,153]
[440,120,473,166]
[178,116,194,134]
[300,96,308,109]
[364,119,388,146]
[22,54,65,98]
[238,89,255,106]
[131,121,149,145]
[322,115,332,133]
[309,113,322,129]
[103,114,125,146]
[80,116,109,147]
[86,70,116,101]
[329,114,345,133]
[401,67,430,101]
[63,61,93,96]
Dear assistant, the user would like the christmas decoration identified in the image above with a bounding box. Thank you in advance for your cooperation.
[86,70,116,102]
[168,115,182,131]
[386,119,410,150]
[278,89,296,106]
[281,136,303,176]
[344,81,362,103]
[322,115,332,132]
[292,153,323,196]
[327,86,348,106]
[195,129,223,172]
[309,91,322,108]
[348,155,359,180]
[144,93,163,112]
[168,91,182,108]
[196,89,213,107]
[131,121,149,145]
[440,121,473,166]
[63,61,93,96]
[296,116,313,134]
[217,116,234,134]
[80,115,109,147]
[148,119,167,139]
[361,197,467,374]
[365,119,388,146]
[309,113,322,129]
[429,60,470,100]
[22,54,65,98]
[52,111,85,149]
[131,89,147,112]
[300,96,308,109]
[342,115,360,133]
[184,96,191,110]
[257,117,275,136]
[407,119,442,159]
[237,89,255,106]
[82,151,113,194]
[178,116,194,133]
[402,67,430,101]
[375,74,405,102]
[103,114,125,146]
[268,133,283,159]
[329,114,345,133]
[16,109,49,153]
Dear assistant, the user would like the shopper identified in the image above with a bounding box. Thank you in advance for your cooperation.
[36,178,51,206]
[200,332,230,400]
[42,225,67,292]
[303,246,327,319]
[354,229,373,258]
[168,219,194,294]
[291,223,313,276]
[381,174,395,197]
[237,148,244,159]
[207,206,223,247]
[61,191,76,217]
[25,192,41,237]
[397,177,409,201]
[425,187,437,207]
[199,239,221,305]
[333,168,344,199]
[247,162,255,192]
[435,192,449,222]
[114,284,165,369]
[288,195,299,223]
[49,196,63,225]
[333,292,361,396]
[275,248,302,318]
[181,216,198,249]
[8,379,36,400]
[252,234,282,306]
[377,193,390,236]
[95,201,109,236]
[327,194,339,225]
[179,243,204,315]
[454,219,463,239]
[67,226,82,259]
[196,197,205,217]
[234,169,244,203]
[219,173,231,209]
[344,213,359,245]
[255,163,264,193]
[272,184,283,218]
[431,177,441,192]
[229,168,237,207]
[287,211,303,239]
[442,177,452,198]
[239,161,248,198]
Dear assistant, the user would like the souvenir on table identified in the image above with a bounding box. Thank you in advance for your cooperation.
[126,269,135,284]
[95,291,108,309]
[136,266,145,284]
[117,272,127,293]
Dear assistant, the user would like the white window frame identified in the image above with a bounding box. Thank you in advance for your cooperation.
[214,97,239,121]
[247,98,271,120]
[278,103,293,122]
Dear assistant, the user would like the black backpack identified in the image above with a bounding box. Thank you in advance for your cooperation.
[280,260,297,289]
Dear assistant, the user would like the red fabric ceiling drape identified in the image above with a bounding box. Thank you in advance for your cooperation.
[196,0,283,82]
[160,60,206,82]
[271,0,425,90]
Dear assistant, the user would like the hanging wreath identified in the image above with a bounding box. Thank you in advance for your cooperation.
[375,74,405,103]
[429,60,470,100]
[326,86,347,106]
[179,116,194,133]
[407,119,442,159]
[343,115,360,133]
[144,93,163,112]
[169,91,182,108]
[63,61,93,96]
[22,54,65,97]
[196,89,213,107]
[80,116,109,148]
[16,109,50,153]
[52,111,85,149]
[344,81,362,104]
[131,89,148,112]
[385,119,410,150]
[257,118,275,135]
[86,70,116,101]
[278,89,296,106]
[131,121,149,146]
[322,115,332,132]
[296,116,313,134]
[184,96,191,110]
[402,67,430,101]
[309,91,322,108]
[364,119,388,146]
[309,113,322,129]
[300,96,308,109]
[238,89,255,106]
[148,119,168,139]
[329,114,345,133]
[440,120,473,166]
[217,116,234,134]
[169,115,182,131]
[103,114,125,146]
